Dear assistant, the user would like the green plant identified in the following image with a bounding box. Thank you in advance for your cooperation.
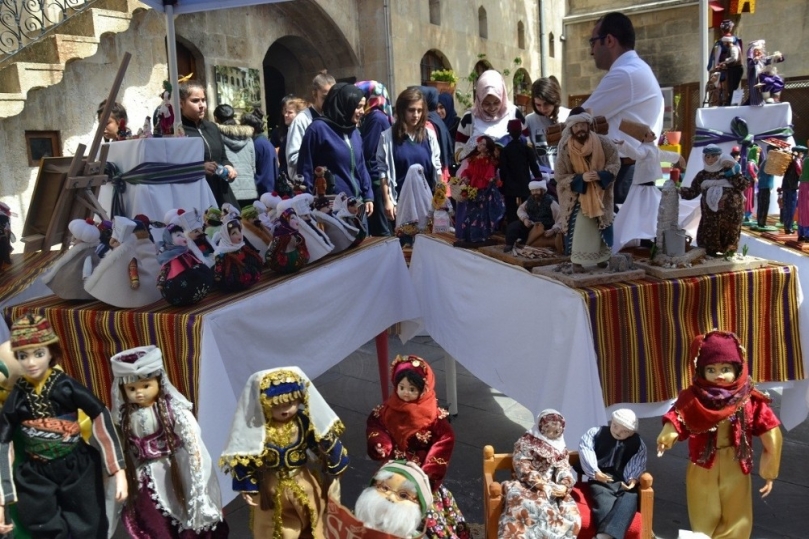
[673,92,682,130]
[430,69,458,84]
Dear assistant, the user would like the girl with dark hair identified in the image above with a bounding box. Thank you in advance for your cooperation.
[214,104,257,205]
[525,76,569,169]
[242,107,280,196]
[298,83,375,215]
[179,80,239,208]
[110,346,228,538]
[367,355,470,539]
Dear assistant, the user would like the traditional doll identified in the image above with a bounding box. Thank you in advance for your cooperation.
[96,219,113,259]
[797,146,809,241]
[0,202,14,269]
[333,193,367,245]
[276,194,334,262]
[156,222,214,305]
[259,192,284,229]
[498,409,581,539]
[395,164,434,246]
[355,460,434,539]
[657,330,782,539]
[240,204,273,260]
[366,355,470,539]
[504,178,564,252]
[578,409,647,539]
[204,207,223,242]
[212,216,263,292]
[430,182,454,233]
[746,40,785,106]
[743,146,760,224]
[0,314,127,537]
[456,136,505,245]
[219,367,349,539]
[611,119,685,252]
[42,218,101,300]
[266,208,310,274]
[678,144,746,256]
[156,81,175,136]
[178,207,216,266]
[312,199,359,254]
[109,345,228,537]
[84,215,163,308]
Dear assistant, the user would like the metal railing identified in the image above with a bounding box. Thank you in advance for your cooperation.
[0,0,95,61]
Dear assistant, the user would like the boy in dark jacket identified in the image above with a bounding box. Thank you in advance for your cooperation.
[499,119,541,224]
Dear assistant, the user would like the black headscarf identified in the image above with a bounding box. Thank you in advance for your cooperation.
[421,86,453,169]
[421,86,439,112]
[438,93,459,132]
[318,82,364,135]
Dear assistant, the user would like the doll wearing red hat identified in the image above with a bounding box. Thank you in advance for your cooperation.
[656,330,782,539]
[367,355,469,538]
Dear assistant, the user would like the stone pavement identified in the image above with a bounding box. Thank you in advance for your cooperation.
[115,334,809,538]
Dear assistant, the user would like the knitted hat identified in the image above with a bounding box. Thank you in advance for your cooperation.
[111,216,136,244]
[68,218,100,244]
[9,314,60,351]
[703,144,722,155]
[692,330,744,368]
[374,460,434,515]
[110,345,165,384]
[528,180,547,192]
[618,119,650,142]
[611,408,637,431]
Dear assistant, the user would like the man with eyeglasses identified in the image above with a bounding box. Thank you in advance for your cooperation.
[582,12,664,210]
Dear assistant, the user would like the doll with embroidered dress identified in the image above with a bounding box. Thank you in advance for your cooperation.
[0,202,15,269]
[42,218,101,300]
[212,215,263,292]
[275,194,334,262]
[110,345,228,538]
[265,208,310,274]
[367,355,470,539]
[455,136,505,244]
[657,330,782,539]
[156,218,214,306]
[220,367,349,539]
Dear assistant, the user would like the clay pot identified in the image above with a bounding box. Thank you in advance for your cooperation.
[425,80,455,95]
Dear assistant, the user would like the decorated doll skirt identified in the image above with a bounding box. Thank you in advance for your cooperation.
[160,263,214,306]
[423,484,471,539]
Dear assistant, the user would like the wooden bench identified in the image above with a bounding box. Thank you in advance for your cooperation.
[483,445,654,539]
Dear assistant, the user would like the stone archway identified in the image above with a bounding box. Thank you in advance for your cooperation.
[263,35,325,130]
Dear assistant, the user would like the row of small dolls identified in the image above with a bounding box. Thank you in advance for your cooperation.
[0,314,465,539]
[41,191,368,309]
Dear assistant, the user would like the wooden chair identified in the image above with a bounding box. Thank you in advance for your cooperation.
[483,445,654,539]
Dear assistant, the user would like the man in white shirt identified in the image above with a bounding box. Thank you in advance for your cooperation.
[582,12,664,207]
[285,71,335,180]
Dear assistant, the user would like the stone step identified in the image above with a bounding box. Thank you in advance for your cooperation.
[57,7,133,40]
[0,93,26,118]
[0,62,65,95]
[10,34,100,66]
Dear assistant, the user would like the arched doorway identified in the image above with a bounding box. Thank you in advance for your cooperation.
[420,49,451,85]
[263,66,286,130]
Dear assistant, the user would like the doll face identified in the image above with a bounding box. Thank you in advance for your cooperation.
[109,237,121,249]
[609,422,635,440]
[396,378,421,402]
[268,398,300,423]
[374,473,419,505]
[228,225,243,244]
[476,138,489,154]
[643,130,656,143]
[188,228,202,240]
[171,229,187,247]
[703,361,738,385]
[704,153,720,166]
[540,419,564,440]
[16,346,52,382]
[123,377,160,407]
[530,188,545,199]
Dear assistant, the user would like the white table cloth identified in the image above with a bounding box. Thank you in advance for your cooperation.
[99,138,217,220]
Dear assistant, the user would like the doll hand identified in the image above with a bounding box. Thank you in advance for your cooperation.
[594,471,613,483]
[0,505,13,534]
[523,218,532,228]
[543,227,556,237]
[242,492,259,506]
[114,469,128,502]
[225,165,237,181]
[760,479,774,498]
[620,480,636,491]
[583,171,599,182]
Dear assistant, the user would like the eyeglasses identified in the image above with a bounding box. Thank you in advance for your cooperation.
[374,481,419,504]
[588,35,607,47]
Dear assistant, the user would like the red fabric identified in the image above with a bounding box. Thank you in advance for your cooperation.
[460,156,497,189]
[695,332,743,366]
[570,483,642,539]
[380,356,439,452]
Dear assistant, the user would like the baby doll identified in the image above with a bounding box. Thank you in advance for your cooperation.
[430,182,454,233]
[366,355,470,539]
[157,222,214,305]
[355,460,434,539]
[110,345,228,537]
[578,408,647,539]
[84,215,162,308]
[657,330,782,539]
[0,314,127,537]
[499,409,581,539]
[266,208,310,274]
[42,218,101,300]
[678,144,746,256]
[220,367,349,539]
[213,216,263,292]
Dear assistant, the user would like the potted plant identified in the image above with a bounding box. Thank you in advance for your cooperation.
[428,69,458,95]
[664,93,683,145]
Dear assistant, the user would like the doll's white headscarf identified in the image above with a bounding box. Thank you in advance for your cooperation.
[219,367,343,470]
[109,345,192,424]
[528,408,567,451]
[395,164,433,233]
[213,216,245,255]
[111,216,137,245]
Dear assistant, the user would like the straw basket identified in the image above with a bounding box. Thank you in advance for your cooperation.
[764,149,792,176]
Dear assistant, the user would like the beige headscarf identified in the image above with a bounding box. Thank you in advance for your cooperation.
[564,113,607,218]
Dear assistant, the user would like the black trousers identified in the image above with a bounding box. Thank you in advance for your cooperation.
[503,195,522,226]
[757,188,771,227]
[614,163,635,208]
[368,185,392,237]
[588,481,638,539]
[505,219,531,247]
[16,443,108,539]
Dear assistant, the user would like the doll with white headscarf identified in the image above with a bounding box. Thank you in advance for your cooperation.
[212,216,263,291]
[110,346,228,538]
[219,367,349,539]
[498,409,581,539]
[678,144,746,256]
[42,218,101,300]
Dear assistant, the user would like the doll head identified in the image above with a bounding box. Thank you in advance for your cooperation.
[259,369,308,423]
[68,218,100,246]
[110,216,137,248]
[702,144,722,168]
[390,355,433,404]
[226,218,243,244]
[528,179,548,199]
[537,409,565,440]
[122,377,160,408]
[609,408,637,440]
[692,330,745,384]
[168,224,187,247]
[204,207,223,228]
[10,314,62,381]
[475,136,496,157]
[719,19,734,35]
[507,119,522,140]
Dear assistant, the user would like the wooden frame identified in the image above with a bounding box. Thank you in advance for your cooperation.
[483,445,655,539]
[24,130,62,166]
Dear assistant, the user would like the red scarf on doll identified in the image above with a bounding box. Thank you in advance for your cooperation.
[380,356,439,450]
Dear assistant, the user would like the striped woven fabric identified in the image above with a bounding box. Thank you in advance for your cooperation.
[0,251,61,304]
[5,238,389,409]
[577,264,805,407]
